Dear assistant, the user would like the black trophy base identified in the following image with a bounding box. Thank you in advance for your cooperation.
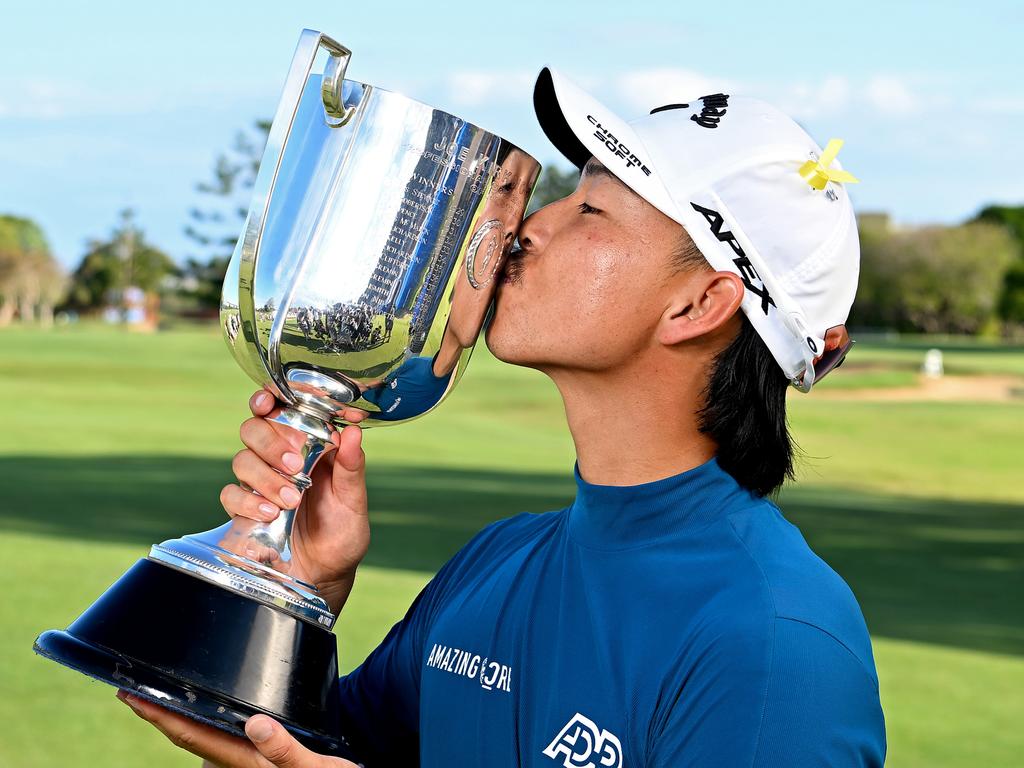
[33,558,353,760]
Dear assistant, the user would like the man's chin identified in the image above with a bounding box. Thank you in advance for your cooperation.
[483,322,523,366]
[482,324,505,360]
[483,298,543,367]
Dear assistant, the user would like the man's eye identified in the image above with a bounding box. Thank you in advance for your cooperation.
[577,202,601,215]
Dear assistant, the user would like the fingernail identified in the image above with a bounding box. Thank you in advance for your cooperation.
[257,502,279,519]
[253,392,269,409]
[118,692,141,713]
[280,486,302,507]
[247,716,274,743]
[281,452,302,472]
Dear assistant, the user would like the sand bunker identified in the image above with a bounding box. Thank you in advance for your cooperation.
[814,374,1024,403]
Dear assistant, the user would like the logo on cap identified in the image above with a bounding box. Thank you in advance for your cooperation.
[690,202,775,314]
[690,93,729,129]
[649,102,690,115]
[587,115,652,176]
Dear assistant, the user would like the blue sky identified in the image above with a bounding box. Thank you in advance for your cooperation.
[1,0,1021,267]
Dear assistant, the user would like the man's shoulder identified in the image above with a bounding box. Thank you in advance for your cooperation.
[437,509,563,579]
[471,508,563,551]
[721,497,878,682]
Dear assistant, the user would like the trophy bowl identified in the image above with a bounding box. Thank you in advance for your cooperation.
[34,29,540,757]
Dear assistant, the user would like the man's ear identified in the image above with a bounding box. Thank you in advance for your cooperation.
[657,270,744,346]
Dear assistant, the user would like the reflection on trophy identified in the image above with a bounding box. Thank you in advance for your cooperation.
[34,29,540,756]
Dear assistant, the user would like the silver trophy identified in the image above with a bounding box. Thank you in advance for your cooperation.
[35,29,540,756]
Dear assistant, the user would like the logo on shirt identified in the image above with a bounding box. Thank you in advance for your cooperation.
[543,712,623,768]
[425,642,512,693]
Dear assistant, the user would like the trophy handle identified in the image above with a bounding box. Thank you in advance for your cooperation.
[318,34,356,125]
[233,29,360,405]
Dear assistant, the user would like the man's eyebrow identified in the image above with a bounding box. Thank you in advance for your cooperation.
[581,157,626,187]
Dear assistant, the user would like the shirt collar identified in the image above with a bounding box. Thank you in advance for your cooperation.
[567,456,751,550]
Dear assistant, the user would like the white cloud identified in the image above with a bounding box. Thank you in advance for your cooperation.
[972,96,1024,115]
[446,71,535,106]
[769,75,852,119]
[440,68,956,127]
[0,77,270,120]
[864,75,922,115]
[818,76,852,109]
[439,68,991,139]
[613,68,737,112]
[611,70,852,121]
[0,79,76,119]
[768,74,960,121]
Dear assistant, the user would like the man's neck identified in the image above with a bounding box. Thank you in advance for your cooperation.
[547,360,716,487]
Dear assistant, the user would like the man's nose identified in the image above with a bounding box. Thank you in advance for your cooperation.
[517,208,547,253]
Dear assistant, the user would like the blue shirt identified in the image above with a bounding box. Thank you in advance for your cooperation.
[360,354,452,422]
[336,457,886,766]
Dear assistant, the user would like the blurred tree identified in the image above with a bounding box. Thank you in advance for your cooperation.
[65,209,176,312]
[970,204,1024,326]
[973,204,1024,244]
[176,255,232,313]
[848,213,898,329]
[898,222,1015,334]
[0,215,66,326]
[182,119,270,310]
[527,164,579,213]
[998,262,1024,326]
[853,215,1017,334]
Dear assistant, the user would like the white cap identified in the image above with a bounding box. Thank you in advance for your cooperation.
[533,68,862,392]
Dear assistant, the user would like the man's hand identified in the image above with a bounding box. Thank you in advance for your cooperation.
[116,690,359,768]
[221,389,371,614]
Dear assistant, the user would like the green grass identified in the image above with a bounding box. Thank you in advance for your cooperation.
[812,365,920,390]
[1,324,1022,767]
[811,333,1024,390]
[841,334,1024,377]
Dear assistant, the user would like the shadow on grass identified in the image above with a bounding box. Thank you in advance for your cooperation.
[0,456,576,574]
[1,456,1021,657]
[779,485,1023,657]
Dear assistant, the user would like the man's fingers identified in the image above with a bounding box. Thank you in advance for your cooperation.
[240,417,305,473]
[249,390,276,416]
[117,690,262,767]
[336,425,364,473]
[340,407,368,424]
[245,715,356,767]
[330,426,367,515]
[246,715,311,766]
[232,449,305,510]
[220,483,281,523]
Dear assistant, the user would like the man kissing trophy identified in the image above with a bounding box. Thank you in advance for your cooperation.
[35,28,540,757]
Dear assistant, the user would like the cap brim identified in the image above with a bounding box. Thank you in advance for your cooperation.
[533,68,591,169]
[533,67,679,219]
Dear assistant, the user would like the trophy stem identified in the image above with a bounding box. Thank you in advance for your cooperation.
[230,405,336,565]
[150,405,340,628]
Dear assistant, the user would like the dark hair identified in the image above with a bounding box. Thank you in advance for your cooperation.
[670,232,796,497]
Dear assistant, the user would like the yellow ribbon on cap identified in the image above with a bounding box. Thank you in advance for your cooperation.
[798,138,859,190]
